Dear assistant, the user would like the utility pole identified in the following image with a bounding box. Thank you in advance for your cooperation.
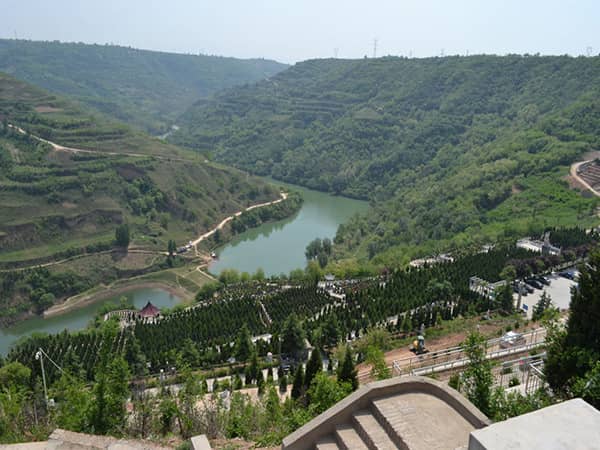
[35,349,48,407]
[35,347,64,409]
[373,38,378,58]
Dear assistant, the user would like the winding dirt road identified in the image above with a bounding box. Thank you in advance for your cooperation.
[191,192,288,248]
[8,124,196,163]
[3,124,290,270]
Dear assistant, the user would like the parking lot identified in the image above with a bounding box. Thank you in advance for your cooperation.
[517,273,577,319]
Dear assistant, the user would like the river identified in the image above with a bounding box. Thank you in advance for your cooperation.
[0,183,368,355]
[209,182,369,276]
[0,288,181,356]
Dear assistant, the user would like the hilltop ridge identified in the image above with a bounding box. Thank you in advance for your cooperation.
[0,39,287,133]
[172,55,600,263]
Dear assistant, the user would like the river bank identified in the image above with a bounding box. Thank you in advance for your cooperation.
[43,279,191,318]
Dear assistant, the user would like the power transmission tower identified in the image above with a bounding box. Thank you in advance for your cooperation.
[440,48,445,57]
[587,46,593,57]
[334,48,339,58]
[373,38,378,58]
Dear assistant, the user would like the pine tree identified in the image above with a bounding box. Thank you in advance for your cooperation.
[235,324,254,362]
[461,332,493,417]
[337,346,358,391]
[547,252,600,397]
[291,365,304,400]
[304,347,322,390]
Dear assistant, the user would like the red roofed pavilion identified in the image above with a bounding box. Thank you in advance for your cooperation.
[139,301,160,318]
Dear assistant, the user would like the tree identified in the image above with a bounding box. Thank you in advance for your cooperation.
[51,372,93,432]
[307,372,352,415]
[167,239,177,257]
[497,282,514,313]
[546,252,600,397]
[89,356,130,434]
[305,238,322,260]
[278,373,287,393]
[366,346,391,381]
[461,332,493,417]
[572,360,600,410]
[0,362,30,388]
[115,223,130,248]
[291,365,304,401]
[532,291,553,321]
[235,324,254,362]
[280,314,305,358]
[304,347,322,391]
[317,252,329,269]
[253,268,266,281]
[322,238,332,255]
[337,346,358,391]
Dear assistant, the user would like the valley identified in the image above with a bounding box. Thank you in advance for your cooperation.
[172,55,600,265]
[0,33,599,449]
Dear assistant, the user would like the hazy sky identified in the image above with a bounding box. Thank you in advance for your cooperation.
[1,0,598,63]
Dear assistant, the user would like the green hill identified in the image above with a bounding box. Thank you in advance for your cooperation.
[0,39,287,133]
[172,55,600,263]
[0,72,280,262]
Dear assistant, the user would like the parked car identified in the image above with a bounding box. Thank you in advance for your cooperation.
[499,331,526,348]
[536,276,550,286]
[512,282,528,296]
[559,271,575,280]
[525,278,543,290]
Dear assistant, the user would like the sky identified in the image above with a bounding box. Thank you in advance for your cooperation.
[1,0,598,64]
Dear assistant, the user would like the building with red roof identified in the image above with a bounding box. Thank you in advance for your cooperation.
[138,301,160,319]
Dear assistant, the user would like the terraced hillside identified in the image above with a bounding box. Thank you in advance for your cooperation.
[0,72,281,259]
[173,55,600,263]
[0,73,285,321]
[0,39,287,133]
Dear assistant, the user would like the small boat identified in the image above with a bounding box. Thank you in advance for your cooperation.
[210,252,217,259]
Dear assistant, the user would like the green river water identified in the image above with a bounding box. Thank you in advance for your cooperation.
[0,182,369,355]
[209,182,369,276]
[0,288,181,355]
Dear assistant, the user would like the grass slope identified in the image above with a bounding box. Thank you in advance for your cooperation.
[0,39,287,133]
[173,55,600,263]
[0,73,281,321]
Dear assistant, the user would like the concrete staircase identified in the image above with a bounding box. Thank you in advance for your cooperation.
[313,400,406,450]
[282,377,490,450]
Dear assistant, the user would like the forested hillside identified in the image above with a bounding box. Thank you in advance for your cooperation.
[0,39,287,133]
[173,55,600,263]
[0,73,280,318]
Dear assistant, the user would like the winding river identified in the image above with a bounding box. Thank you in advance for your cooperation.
[209,182,369,276]
[0,182,368,355]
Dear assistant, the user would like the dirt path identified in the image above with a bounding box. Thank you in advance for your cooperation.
[0,248,167,273]
[191,192,288,249]
[570,160,600,197]
[8,124,196,163]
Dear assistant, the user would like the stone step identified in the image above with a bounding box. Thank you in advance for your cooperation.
[315,436,341,450]
[371,397,414,448]
[353,410,398,450]
[334,425,369,450]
